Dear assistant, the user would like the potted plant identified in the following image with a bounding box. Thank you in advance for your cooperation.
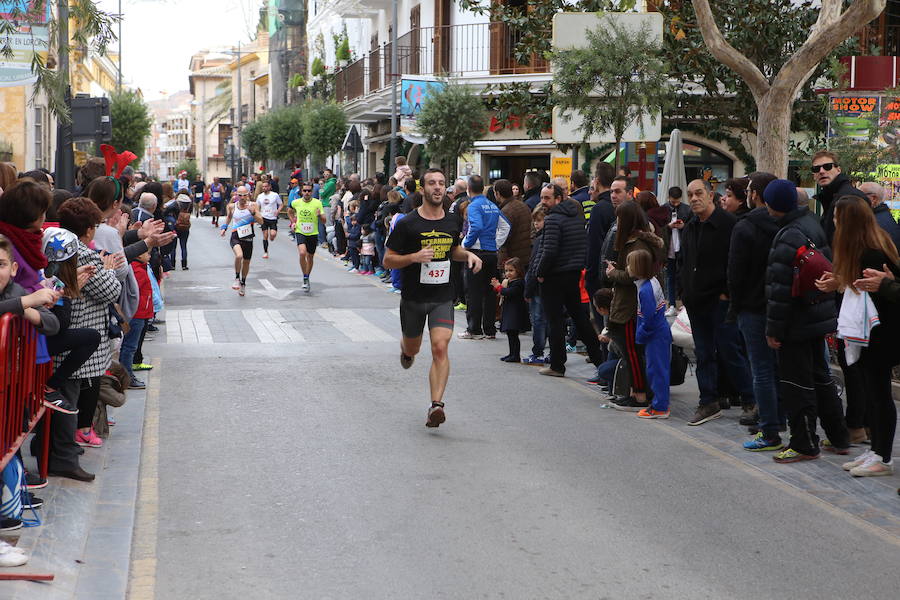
[336,37,351,68]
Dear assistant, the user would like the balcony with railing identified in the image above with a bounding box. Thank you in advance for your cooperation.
[334,22,549,104]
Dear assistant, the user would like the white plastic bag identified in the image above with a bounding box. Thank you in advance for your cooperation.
[670,306,694,350]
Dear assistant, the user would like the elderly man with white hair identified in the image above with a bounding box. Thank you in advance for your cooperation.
[131,192,157,224]
[860,181,900,250]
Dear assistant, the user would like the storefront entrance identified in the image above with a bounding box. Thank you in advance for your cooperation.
[485,154,551,185]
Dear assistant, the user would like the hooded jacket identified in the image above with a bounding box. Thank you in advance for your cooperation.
[585,190,615,291]
[816,173,867,242]
[605,230,664,324]
[679,206,737,308]
[537,198,586,277]
[499,195,533,267]
[765,208,836,342]
[727,206,780,316]
[524,185,542,211]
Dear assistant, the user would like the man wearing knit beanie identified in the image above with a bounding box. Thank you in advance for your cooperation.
[764,178,849,464]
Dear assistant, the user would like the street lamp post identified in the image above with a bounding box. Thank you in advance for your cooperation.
[389,0,398,169]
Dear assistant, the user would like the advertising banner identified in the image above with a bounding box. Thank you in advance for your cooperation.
[0,1,51,87]
[399,78,445,145]
[876,164,900,211]
[827,95,881,141]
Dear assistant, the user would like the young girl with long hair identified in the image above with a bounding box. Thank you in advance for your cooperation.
[493,258,529,362]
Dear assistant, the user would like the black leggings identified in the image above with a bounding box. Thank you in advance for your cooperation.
[76,377,101,430]
[506,330,520,358]
[859,356,897,461]
[45,328,101,390]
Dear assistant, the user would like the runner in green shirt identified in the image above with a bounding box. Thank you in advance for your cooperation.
[288,183,325,293]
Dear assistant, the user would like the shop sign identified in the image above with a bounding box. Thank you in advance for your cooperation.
[551,157,573,189]
[0,1,50,88]
[399,78,445,145]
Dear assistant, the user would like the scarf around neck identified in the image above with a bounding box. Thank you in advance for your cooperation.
[0,221,48,270]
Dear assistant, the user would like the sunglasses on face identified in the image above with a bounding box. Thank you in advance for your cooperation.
[811,163,836,173]
[302,189,312,193]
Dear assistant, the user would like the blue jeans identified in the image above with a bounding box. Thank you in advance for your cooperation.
[529,296,547,357]
[737,311,784,438]
[360,255,373,272]
[666,258,678,306]
[119,317,146,377]
[686,300,754,406]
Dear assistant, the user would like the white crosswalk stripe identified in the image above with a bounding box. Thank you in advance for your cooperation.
[317,308,395,342]
[168,309,213,344]
[242,309,305,343]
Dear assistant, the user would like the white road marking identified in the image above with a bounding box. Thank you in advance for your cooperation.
[259,278,276,291]
[243,309,304,343]
[166,310,183,343]
[317,308,395,342]
[173,309,213,344]
[256,278,293,300]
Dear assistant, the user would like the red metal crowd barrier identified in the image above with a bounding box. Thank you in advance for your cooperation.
[0,313,51,476]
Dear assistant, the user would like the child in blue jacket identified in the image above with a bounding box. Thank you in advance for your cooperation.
[627,248,672,419]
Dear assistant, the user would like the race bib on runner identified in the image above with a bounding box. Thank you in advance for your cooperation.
[195,193,202,199]
[237,223,253,238]
[213,192,221,198]
[300,222,315,235]
[420,260,450,285]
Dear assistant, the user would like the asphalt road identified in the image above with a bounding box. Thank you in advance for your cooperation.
[134,215,900,600]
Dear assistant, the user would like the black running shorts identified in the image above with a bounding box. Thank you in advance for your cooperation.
[296,233,317,254]
[261,218,278,231]
[399,299,455,339]
[229,233,253,260]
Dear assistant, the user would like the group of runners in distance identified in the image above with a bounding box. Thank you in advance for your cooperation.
[206,167,473,428]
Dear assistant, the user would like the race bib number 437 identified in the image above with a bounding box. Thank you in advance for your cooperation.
[420,260,450,285]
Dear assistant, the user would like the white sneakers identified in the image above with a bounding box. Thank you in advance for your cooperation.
[842,450,894,477]
[665,306,678,317]
[0,541,28,567]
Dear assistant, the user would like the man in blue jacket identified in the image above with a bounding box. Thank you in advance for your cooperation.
[459,174,501,339]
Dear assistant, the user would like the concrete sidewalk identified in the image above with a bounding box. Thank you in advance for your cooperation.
[1,384,148,599]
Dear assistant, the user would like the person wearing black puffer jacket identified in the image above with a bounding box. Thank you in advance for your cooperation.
[536,184,603,376]
[728,172,784,451]
[763,179,849,464]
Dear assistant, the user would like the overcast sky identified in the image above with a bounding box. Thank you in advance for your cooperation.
[97,0,262,100]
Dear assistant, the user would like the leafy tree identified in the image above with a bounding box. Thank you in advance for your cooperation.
[241,115,270,162]
[552,20,669,172]
[0,0,118,121]
[109,90,152,162]
[689,0,885,176]
[302,102,347,170]
[265,105,307,163]
[415,80,488,179]
[174,158,198,183]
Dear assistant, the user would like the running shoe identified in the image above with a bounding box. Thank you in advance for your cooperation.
[425,402,446,428]
[820,440,850,455]
[0,519,22,532]
[391,288,402,294]
[849,455,893,477]
[107,414,116,426]
[485,334,496,340]
[75,428,103,448]
[400,352,415,369]
[637,407,670,419]
[665,306,678,317]
[128,377,146,390]
[773,448,819,463]
[263,253,269,259]
[842,449,874,471]
[25,472,47,489]
[302,280,311,293]
[348,268,358,273]
[239,283,246,297]
[565,344,577,353]
[457,331,484,340]
[146,324,159,332]
[522,354,545,366]
[132,363,153,371]
[453,302,467,311]
[232,278,240,290]
[43,388,78,414]
[743,432,783,452]
[499,355,521,363]
[21,492,42,510]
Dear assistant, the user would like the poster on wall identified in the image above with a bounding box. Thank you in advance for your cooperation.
[827,95,881,141]
[0,1,51,87]
[876,164,900,211]
[881,96,900,147]
[399,79,446,144]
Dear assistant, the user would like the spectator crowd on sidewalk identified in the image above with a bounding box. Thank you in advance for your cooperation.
[320,151,900,484]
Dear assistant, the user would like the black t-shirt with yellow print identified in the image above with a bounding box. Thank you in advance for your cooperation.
[386,209,460,303]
